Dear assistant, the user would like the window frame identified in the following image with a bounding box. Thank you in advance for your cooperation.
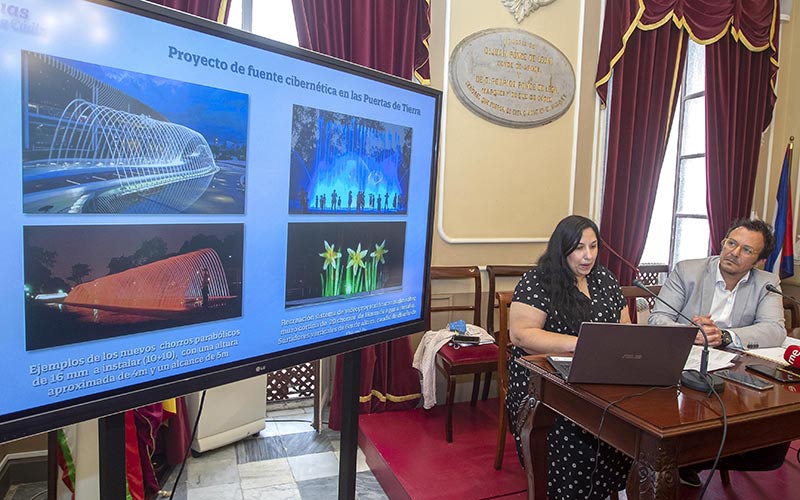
[640,39,709,269]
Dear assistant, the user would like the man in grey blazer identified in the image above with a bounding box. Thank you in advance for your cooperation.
[649,218,789,487]
[649,219,785,349]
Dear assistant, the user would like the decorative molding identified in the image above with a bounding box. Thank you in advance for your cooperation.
[629,440,679,498]
[501,0,558,23]
[0,451,47,499]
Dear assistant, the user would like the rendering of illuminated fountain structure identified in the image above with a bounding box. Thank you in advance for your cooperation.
[23,99,219,214]
[22,53,221,214]
[63,249,232,318]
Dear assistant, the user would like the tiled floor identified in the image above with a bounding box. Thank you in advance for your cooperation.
[158,404,387,500]
[3,403,388,500]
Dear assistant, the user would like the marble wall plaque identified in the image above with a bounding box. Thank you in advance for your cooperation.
[449,28,575,128]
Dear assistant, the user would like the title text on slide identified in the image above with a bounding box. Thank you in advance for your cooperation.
[28,329,241,398]
[167,46,422,116]
[0,2,42,36]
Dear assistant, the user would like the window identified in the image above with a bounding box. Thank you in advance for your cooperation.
[227,0,299,47]
[640,40,709,267]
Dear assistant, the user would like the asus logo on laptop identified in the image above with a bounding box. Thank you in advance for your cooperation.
[621,353,643,360]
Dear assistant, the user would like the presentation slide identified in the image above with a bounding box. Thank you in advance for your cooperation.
[0,0,439,435]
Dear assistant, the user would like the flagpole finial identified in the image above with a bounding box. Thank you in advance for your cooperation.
[791,136,795,142]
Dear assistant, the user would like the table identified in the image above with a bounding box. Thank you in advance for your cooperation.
[516,354,800,499]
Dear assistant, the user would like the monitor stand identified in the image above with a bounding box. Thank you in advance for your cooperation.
[338,349,361,500]
[98,412,126,499]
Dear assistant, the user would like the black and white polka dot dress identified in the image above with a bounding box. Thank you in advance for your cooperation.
[507,265,632,500]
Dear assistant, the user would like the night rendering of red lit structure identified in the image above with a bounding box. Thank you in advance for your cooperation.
[64,248,231,317]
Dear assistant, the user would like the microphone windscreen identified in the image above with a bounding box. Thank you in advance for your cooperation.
[784,345,800,369]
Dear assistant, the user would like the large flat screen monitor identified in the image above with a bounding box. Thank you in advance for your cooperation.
[0,0,441,441]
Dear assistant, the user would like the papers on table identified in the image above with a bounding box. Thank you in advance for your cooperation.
[683,345,738,372]
[682,337,800,373]
[745,337,800,366]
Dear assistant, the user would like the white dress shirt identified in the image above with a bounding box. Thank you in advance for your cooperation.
[709,266,750,348]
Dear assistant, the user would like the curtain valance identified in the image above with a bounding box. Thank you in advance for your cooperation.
[596,0,779,105]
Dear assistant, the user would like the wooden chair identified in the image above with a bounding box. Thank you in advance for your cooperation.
[783,297,800,338]
[486,265,531,334]
[430,266,499,443]
[494,291,514,470]
[636,264,669,285]
[621,285,662,324]
[484,265,530,469]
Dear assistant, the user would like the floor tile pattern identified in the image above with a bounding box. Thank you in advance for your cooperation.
[3,404,385,500]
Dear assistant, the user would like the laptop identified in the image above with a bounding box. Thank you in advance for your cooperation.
[546,323,697,386]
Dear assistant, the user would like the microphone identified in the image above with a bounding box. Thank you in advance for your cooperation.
[632,279,725,393]
[766,283,799,306]
[784,345,800,370]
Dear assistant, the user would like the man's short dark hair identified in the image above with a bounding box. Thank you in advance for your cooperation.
[725,218,775,260]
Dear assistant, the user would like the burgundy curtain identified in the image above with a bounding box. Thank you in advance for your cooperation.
[595,9,688,286]
[596,0,779,277]
[292,0,431,82]
[144,0,231,23]
[705,30,779,253]
[292,0,430,428]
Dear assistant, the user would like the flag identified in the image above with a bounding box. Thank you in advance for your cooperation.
[766,141,794,278]
[58,420,135,500]
[56,426,77,500]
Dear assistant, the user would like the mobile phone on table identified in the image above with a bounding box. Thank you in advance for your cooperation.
[745,364,800,383]
[716,369,774,390]
[777,364,800,377]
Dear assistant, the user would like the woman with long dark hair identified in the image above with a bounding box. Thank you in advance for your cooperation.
[507,215,631,499]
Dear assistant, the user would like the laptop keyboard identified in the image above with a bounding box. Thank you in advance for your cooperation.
[547,356,572,380]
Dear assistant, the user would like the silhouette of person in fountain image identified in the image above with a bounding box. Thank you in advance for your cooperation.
[298,188,308,213]
[357,191,365,212]
[201,268,211,310]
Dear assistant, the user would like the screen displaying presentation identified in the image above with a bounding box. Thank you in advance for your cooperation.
[0,0,441,441]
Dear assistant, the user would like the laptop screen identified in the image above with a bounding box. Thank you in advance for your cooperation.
[564,323,697,386]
